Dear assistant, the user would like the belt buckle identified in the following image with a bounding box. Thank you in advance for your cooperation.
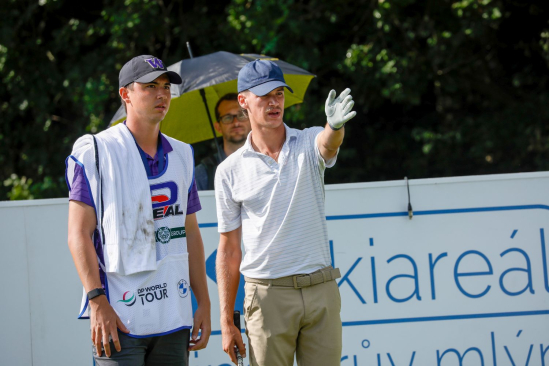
[294,274,313,288]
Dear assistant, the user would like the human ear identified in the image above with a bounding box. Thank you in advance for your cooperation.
[238,93,248,109]
[214,122,222,134]
[119,87,131,105]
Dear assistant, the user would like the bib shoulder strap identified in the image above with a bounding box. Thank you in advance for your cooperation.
[92,135,106,245]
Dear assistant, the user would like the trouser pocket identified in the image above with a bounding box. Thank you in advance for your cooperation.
[243,282,259,320]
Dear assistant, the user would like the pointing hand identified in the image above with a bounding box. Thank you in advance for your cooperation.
[325,88,357,130]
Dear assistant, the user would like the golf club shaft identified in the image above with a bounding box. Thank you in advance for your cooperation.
[236,349,244,366]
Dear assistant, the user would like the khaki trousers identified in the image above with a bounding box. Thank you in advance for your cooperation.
[243,278,342,366]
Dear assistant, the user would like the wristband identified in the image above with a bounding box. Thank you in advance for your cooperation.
[87,288,106,301]
[329,122,345,131]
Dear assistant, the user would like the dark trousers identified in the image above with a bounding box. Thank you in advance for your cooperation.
[93,328,190,366]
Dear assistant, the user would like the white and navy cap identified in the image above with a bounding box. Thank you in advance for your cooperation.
[237,59,293,96]
[119,55,182,88]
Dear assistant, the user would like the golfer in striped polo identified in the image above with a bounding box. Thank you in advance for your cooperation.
[215,59,356,366]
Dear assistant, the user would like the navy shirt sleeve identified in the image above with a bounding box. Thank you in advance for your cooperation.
[187,178,201,215]
[68,164,94,208]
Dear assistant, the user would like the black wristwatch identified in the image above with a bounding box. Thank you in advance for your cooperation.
[87,288,106,301]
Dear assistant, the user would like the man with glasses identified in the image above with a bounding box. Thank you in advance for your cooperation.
[195,93,252,191]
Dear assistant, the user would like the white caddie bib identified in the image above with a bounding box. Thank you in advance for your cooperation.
[74,136,196,337]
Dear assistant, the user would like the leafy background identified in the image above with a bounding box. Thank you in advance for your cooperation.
[1,0,548,200]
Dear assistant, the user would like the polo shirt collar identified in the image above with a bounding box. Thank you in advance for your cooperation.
[242,123,296,156]
[159,133,173,154]
[123,120,173,156]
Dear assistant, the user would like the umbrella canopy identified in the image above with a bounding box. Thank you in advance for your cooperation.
[109,51,316,144]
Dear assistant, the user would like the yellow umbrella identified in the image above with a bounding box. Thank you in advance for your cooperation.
[109,52,315,144]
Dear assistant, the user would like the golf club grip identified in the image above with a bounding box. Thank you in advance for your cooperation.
[233,311,244,366]
[233,310,241,329]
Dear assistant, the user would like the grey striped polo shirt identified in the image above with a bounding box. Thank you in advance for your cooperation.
[215,124,337,279]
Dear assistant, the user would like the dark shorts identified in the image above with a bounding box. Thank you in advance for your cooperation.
[93,328,190,366]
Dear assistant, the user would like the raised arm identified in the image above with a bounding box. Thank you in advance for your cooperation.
[216,227,246,364]
[186,212,211,351]
[67,200,129,357]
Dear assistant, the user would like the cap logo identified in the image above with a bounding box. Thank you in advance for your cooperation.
[144,57,164,69]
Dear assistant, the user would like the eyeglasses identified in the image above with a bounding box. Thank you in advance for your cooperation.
[219,111,248,125]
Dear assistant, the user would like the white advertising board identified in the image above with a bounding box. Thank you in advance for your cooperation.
[1,172,548,366]
[192,173,549,366]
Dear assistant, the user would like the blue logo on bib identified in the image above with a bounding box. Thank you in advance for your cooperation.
[177,279,189,298]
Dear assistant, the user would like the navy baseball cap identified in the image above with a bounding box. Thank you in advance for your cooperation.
[237,59,293,96]
[119,55,182,88]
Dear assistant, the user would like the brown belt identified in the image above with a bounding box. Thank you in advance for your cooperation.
[244,267,341,289]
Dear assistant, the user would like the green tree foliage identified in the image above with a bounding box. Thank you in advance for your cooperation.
[1,0,548,199]
[0,0,232,199]
[226,0,549,182]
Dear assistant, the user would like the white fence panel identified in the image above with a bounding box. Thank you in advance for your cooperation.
[1,172,548,366]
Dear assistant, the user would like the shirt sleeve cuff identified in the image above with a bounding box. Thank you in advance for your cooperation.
[217,219,242,233]
[314,132,339,168]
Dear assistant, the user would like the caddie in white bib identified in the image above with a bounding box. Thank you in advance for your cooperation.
[108,138,194,336]
[69,128,196,337]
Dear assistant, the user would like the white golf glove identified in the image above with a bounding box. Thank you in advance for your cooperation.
[325,88,357,130]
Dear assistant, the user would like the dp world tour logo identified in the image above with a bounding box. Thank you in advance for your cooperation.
[118,291,136,307]
[177,279,189,298]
